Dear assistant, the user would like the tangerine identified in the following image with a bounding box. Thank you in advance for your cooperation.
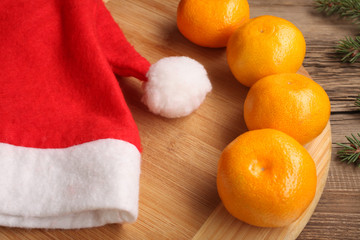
[227,15,306,87]
[217,129,317,227]
[177,0,250,48]
[244,73,331,145]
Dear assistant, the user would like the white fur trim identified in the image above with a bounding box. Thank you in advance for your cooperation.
[142,56,212,118]
[0,139,141,229]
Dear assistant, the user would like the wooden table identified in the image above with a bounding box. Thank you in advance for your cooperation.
[1,0,359,239]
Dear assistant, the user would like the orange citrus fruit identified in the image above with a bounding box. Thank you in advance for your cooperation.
[227,15,306,87]
[244,73,331,145]
[217,129,317,228]
[177,0,250,48]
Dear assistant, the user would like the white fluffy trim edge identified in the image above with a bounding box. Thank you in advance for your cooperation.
[142,56,212,118]
[0,139,141,229]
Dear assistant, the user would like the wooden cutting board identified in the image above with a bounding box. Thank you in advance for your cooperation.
[117,69,331,240]
[106,1,332,238]
[0,0,331,239]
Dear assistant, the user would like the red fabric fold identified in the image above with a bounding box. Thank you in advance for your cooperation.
[0,0,150,151]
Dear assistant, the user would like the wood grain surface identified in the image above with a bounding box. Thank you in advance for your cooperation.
[1,0,359,239]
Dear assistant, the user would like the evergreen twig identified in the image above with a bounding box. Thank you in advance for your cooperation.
[336,96,360,167]
[336,36,360,63]
[315,0,360,62]
[356,94,360,107]
[337,133,360,167]
[315,0,360,24]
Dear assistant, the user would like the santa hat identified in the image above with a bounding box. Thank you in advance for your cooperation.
[0,0,211,229]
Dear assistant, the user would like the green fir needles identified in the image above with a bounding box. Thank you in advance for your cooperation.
[336,36,360,63]
[315,0,360,63]
[336,95,360,167]
[337,133,360,167]
[315,0,360,24]
[355,94,360,107]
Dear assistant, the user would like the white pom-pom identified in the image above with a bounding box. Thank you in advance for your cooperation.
[142,56,212,118]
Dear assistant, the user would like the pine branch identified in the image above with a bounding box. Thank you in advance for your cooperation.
[315,0,360,24]
[336,36,360,63]
[315,0,360,62]
[315,0,343,16]
[337,133,360,167]
[336,97,360,167]
[356,94,360,107]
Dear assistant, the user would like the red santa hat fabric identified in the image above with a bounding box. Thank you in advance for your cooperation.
[0,0,211,229]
